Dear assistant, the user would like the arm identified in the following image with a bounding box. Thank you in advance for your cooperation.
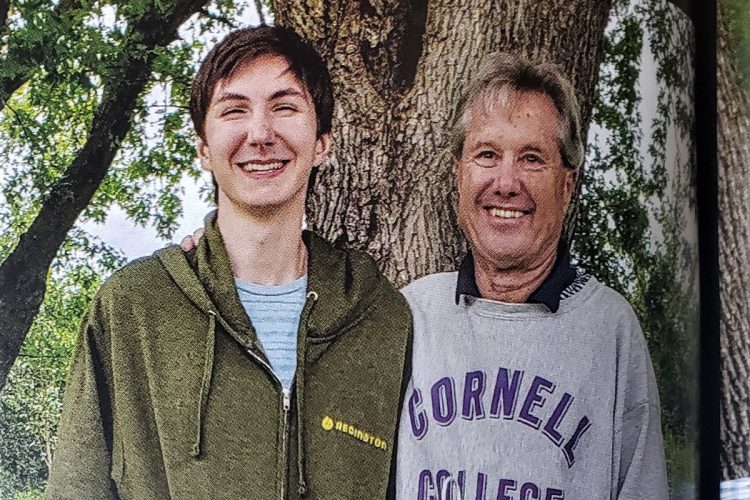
[616,398,669,498]
[45,299,119,500]
[615,324,669,500]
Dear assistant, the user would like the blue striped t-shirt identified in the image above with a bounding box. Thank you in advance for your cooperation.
[235,275,307,391]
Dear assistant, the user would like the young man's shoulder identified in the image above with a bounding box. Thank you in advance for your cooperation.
[92,246,186,305]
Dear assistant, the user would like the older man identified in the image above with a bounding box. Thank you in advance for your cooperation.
[394,53,669,499]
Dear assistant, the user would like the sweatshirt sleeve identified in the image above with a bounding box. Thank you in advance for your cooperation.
[45,296,119,500]
[614,322,669,500]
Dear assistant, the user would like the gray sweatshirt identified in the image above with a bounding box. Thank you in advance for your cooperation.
[395,272,668,500]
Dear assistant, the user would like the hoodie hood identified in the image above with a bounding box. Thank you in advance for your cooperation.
[156,211,389,344]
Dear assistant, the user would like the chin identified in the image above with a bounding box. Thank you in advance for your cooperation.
[473,246,527,269]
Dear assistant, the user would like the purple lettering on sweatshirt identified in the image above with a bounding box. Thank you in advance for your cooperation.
[436,469,451,498]
[545,488,565,500]
[475,472,488,500]
[409,388,429,440]
[497,479,518,500]
[462,370,486,420]
[563,416,592,467]
[432,377,457,426]
[417,469,436,500]
[489,368,524,420]
[520,482,540,500]
[542,392,573,446]
[518,376,555,430]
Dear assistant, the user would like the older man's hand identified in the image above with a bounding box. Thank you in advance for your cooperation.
[179,228,204,252]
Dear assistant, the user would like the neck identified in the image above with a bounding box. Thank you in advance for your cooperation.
[216,201,307,286]
[474,247,558,303]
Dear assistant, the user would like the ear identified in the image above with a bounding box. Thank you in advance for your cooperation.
[313,133,332,167]
[197,138,211,171]
[452,157,465,184]
[452,159,459,177]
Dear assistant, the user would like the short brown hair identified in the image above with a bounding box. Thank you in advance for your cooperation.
[190,26,334,141]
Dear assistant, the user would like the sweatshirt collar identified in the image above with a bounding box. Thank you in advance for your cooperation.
[187,211,387,339]
[455,240,577,313]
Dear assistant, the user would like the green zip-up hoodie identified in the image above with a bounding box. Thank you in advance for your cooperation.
[46,216,412,499]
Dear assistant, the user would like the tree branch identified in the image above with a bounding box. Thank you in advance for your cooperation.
[0,0,210,390]
[198,6,237,29]
[4,103,44,148]
[0,0,10,36]
[254,0,266,25]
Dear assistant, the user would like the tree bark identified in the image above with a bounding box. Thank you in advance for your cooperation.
[718,0,750,481]
[0,0,209,391]
[0,0,10,35]
[273,0,611,287]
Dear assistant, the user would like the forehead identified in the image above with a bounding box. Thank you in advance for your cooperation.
[463,89,562,147]
[211,54,310,102]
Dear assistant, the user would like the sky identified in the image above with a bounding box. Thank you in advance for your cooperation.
[81,172,214,260]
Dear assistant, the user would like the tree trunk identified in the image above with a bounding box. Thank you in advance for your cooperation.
[0,0,10,35]
[273,0,611,287]
[718,0,750,481]
[0,0,209,391]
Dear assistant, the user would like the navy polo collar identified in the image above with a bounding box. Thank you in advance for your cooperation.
[455,241,577,312]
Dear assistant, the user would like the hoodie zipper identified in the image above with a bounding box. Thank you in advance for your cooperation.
[241,346,288,499]
[241,292,317,500]
[281,387,291,500]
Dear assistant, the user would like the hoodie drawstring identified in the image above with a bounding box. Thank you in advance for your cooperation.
[192,310,217,458]
[296,291,318,496]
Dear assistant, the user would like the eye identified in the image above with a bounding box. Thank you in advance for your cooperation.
[273,103,299,115]
[220,107,245,117]
[521,153,542,163]
[474,150,497,167]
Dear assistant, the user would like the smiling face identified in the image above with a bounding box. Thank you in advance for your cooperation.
[455,89,575,271]
[198,54,330,217]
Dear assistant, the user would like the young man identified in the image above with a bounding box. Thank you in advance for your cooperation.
[395,53,669,499]
[46,26,411,499]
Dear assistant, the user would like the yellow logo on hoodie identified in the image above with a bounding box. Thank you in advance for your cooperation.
[322,416,334,431]
[321,415,387,451]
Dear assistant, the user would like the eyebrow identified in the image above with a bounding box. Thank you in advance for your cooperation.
[215,92,250,104]
[470,140,552,155]
[269,87,306,100]
[214,87,306,105]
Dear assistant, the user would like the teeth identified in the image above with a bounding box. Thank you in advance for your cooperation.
[239,161,285,172]
[489,208,525,219]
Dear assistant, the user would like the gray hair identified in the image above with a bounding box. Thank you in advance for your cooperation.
[449,51,584,172]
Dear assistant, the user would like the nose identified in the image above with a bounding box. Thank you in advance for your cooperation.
[491,154,521,197]
[246,110,275,146]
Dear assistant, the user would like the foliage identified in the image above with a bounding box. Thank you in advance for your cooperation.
[724,0,750,95]
[574,0,698,487]
[0,232,125,497]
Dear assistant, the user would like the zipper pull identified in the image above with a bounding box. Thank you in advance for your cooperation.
[282,388,291,411]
